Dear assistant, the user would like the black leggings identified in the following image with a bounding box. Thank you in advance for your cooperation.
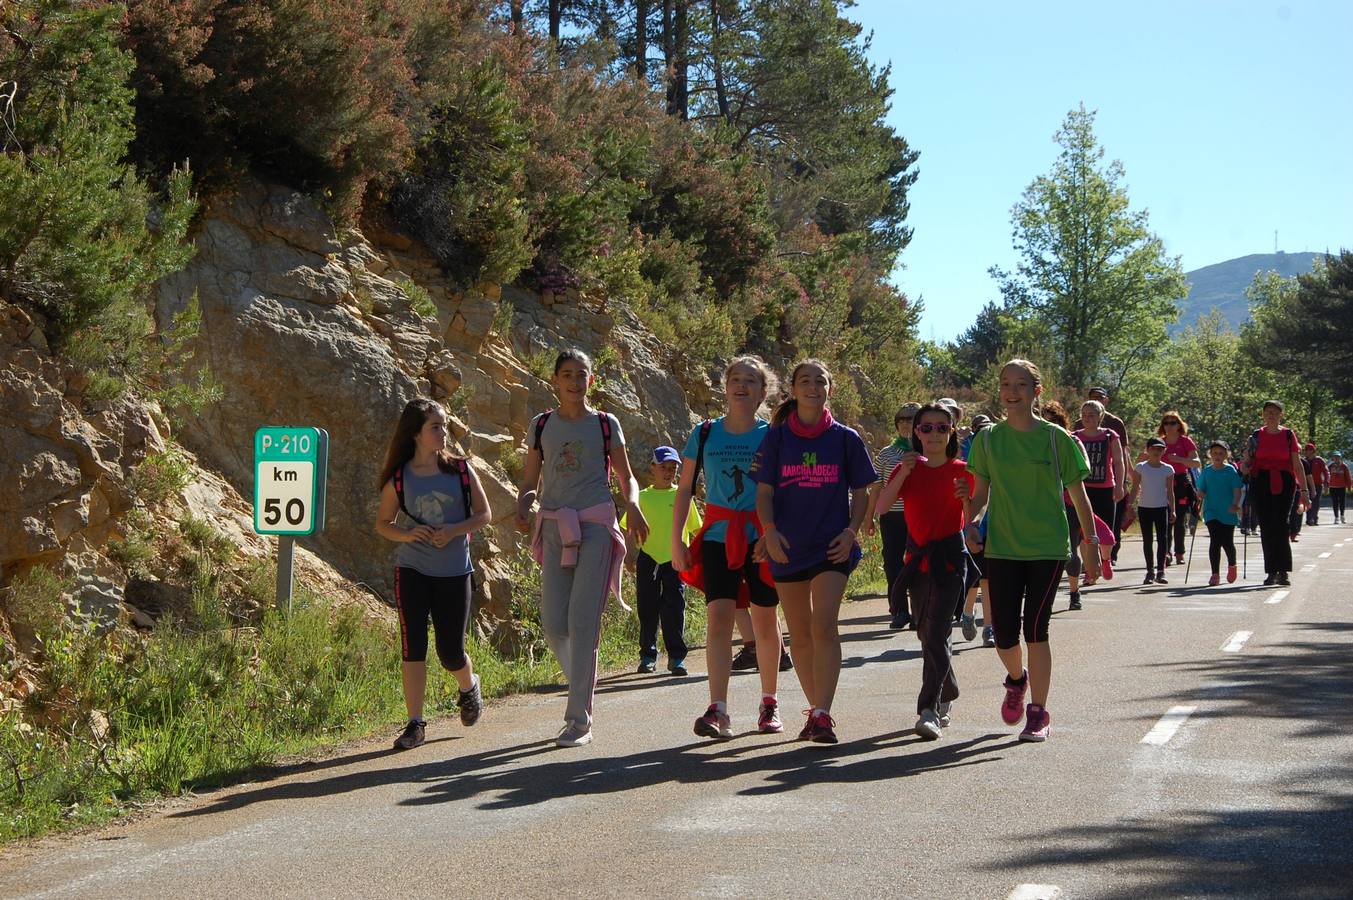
[1252,470,1295,574]
[1332,487,1347,518]
[1139,506,1169,572]
[394,567,472,669]
[1085,485,1118,541]
[984,558,1064,650]
[1205,520,1237,572]
[879,510,909,618]
[1171,475,1196,557]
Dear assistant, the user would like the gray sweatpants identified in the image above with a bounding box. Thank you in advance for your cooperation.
[540,519,616,731]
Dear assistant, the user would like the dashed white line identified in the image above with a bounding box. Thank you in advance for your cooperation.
[1318,552,1331,559]
[1265,590,1290,605]
[1141,705,1198,745]
[1007,885,1062,900]
[1221,630,1253,653]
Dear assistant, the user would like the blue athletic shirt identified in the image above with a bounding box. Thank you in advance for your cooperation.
[682,417,768,544]
[1197,463,1244,526]
[748,420,877,578]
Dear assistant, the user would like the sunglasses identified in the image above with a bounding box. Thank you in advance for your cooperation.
[1162,420,1180,426]
[917,422,952,434]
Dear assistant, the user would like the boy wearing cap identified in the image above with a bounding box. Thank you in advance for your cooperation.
[1129,437,1176,584]
[624,447,702,675]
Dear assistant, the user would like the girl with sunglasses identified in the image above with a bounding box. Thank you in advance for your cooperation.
[875,403,975,739]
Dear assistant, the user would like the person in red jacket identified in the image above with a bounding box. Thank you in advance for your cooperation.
[1303,443,1329,526]
[1328,451,1350,524]
[1241,400,1306,586]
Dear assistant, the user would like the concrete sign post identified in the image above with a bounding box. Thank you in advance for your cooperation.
[253,427,329,613]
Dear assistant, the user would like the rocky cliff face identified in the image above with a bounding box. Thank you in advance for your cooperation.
[152,178,710,621]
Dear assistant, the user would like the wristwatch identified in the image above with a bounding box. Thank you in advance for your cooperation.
[1084,535,1100,545]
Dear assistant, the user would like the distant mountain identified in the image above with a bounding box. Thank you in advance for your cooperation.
[1172,251,1323,333]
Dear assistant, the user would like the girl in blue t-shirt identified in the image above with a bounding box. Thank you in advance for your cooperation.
[1196,440,1245,585]
[752,360,876,745]
[375,399,493,751]
[673,356,787,740]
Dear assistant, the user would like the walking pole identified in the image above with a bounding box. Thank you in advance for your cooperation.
[1241,484,1249,580]
[1185,515,1198,584]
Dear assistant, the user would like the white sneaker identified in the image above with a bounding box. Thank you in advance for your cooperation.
[936,701,953,728]
[915,709,942,741]
[556,723,593,747]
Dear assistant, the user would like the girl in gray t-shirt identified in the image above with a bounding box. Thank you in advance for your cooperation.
[516,348,649,747]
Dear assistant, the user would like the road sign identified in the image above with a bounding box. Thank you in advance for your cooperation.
[254,427,329,536]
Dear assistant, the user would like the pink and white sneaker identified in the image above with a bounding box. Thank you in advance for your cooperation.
[758,699,783,734]
[694,704,733,740]
[1208,573,1221,586]
[1001,672,1028,725]
[1019,704,1051,742]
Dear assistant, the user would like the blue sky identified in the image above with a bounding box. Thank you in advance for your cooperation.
[848,0,1353,342]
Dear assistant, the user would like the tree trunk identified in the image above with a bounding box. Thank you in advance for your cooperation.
[510,0,524,29]
[549,0,564,43]
[634,0,649,81]
[665,0,688,118]
[711,0,729,120]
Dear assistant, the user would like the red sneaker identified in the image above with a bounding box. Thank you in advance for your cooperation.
[807,711,837,744]
[758,699,783,734]
[1019,704,1051,742]
[694,704,733,740]
[1227,565,1238,583]
[1001,672,1028,725]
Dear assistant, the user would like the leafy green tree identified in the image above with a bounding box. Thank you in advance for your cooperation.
[992,105,1186,390]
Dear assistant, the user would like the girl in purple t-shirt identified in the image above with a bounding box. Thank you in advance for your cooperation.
[751,360,876,745]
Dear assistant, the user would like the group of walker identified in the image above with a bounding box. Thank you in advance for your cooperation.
[373,349,1345,751]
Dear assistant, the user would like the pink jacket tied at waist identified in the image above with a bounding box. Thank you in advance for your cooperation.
[531,502,629,610]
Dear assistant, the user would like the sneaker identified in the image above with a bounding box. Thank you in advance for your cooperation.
[1019,704,1051,742]
[758,699,783,733]
[694,704,733,740]
[1263,573,1277,586]
[778,646,794,672]
[1208,573,1221,586]
[637,657,657,674]
[458,675,483,727]
[936,701,953,728]
[982,625,996,648]
[1277,572,1290,585]
[961,614,978,641]
[730,644,758,671]
[1143,572,1156,586]
[1227,565,1238,583]
[797,709,814,741]
[915,709,942,741]
[1175,553,1186,566]
[1101,558,1114,581]
[1068,592,1082,611]
[393,719,425,750]
[889,612,912,630]
[1290,534,1300,543]
[1001,672,1027,725]
[667,659,688,677]
[556,723,593,747]
[807,711,838,744]
[1155,572,1168,585]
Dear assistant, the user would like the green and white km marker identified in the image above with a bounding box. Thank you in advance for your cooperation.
[254,426,329,613]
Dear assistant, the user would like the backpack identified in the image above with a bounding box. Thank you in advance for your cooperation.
[533,409,613,479]
[690,419,714,494]
[394,457,473,525]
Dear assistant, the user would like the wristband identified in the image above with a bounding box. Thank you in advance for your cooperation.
[1084,536,1100,545]
[842,526,857,539]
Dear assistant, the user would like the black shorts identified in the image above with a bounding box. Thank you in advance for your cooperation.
[775,557,856,584]
[701,540,778,608]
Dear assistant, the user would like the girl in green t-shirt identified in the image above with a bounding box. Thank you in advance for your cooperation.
[965,359,1100,743]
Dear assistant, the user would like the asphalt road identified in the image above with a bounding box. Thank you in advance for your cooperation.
[4,522,1352,899]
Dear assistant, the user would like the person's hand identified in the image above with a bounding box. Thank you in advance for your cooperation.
[827,528,856,563]
[672,542,692,573]
[1113,484,1127,503]
[432,525,458,547]
[1122,507,1137,530]
[863,517,877,537]
[896,451,922,479]
[1080,542,1101,581]
[963,524,984,554]
[1297,498,1308,515]
[762,527,790,564]
[407,525,437,545]
[953,478,971,501]
[514,511,532,534]
[626,502,650,546]
[1168,511,1177,523]
[624,556,636,574]
[1229,503,1241,515]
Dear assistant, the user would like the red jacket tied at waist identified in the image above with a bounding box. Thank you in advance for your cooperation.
[679,504,774,602]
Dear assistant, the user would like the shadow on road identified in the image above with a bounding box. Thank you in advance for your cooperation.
[988,620,1353,897]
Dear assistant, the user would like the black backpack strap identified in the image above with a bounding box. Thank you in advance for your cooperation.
[457,458,473,521]
[533,409,554,454]
[393,464,425,525]
[691,419,714,492]
[598,411,613,480]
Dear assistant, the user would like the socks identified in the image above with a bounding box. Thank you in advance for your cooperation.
[459,673,479,694]
[762,693,777,704]
[712,700,728,713]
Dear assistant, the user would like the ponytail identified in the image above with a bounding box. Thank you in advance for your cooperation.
[771,397,798,427]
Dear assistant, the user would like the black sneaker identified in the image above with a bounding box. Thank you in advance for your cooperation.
[393,719,425,750]
[1277,572,1290,585]
[1068,592,1082,611]
[637,658,657,674]
[1143,573,1155,586]
[1155,572,1168,585]
[459,676,483,727]
[889,613,912,630]
[1263,574,1277,586]
[667,659,688,677]
[730,644,758,671]
[778,647,794,671]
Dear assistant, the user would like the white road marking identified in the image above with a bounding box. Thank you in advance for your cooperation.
[1265,590,1290,605]
[1141,705,1198,745]
[1318,552,1331,558]
[1301,565,1317,572]
[1007,885,1062,900]
[1221,630,1253,652]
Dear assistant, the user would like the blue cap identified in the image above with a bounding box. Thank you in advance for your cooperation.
[652,446,680,464]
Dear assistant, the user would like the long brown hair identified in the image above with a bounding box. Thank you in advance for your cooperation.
[911,402,960,459]
[379,399,455,489]
[771,358,832,427]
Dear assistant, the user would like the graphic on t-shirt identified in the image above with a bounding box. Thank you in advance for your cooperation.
[412,491,455,526]
[721,464,748,500]
[555,440,584,475]
[1082,438,1109,483]
[781,451,840,489]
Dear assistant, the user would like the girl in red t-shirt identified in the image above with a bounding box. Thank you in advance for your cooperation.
[1242,400,1305,584]
[1328,451,1349,523]
[876,402,975,740]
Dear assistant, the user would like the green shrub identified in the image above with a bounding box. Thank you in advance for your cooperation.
[2,568,71,641]
[395,278,437,319]
[129,447,193,507]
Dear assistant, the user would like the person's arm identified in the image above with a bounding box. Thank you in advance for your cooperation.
[756,482,789,563]
[611,441,649,545]
[875,455,918,514]
[1173,440,1202,470]
[1166,472,1177,521]
[864,450,886,536]
[435,463,493,544]
[1111,436,1127,501]
[828,485,872,563]
[671,457,698,573]
[376,481,436,546]
[1230,481,1243,515]
[964,474,990,553]
[1068,480,1101,577]
[515,446,543,534]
